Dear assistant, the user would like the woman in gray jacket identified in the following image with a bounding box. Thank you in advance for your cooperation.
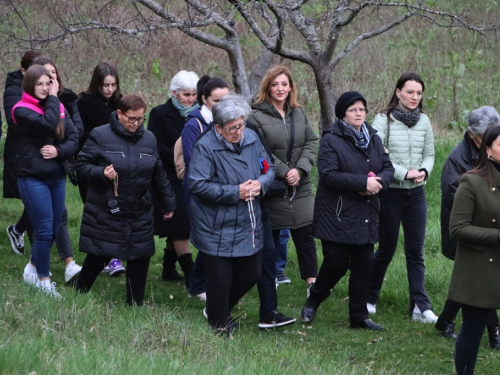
[188,94,275,336]
[367,72,438,322]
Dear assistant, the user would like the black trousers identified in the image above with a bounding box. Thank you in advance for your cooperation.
[455,304,494,375]
[309,240,373,323]
[272,224,317,280]
[202,251,262,330]
[76,253,150,306]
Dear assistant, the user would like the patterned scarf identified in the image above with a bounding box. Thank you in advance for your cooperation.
[213,126,244,154]
[392,105,421,128]
[341,120,370,150]
[171,96,199,118]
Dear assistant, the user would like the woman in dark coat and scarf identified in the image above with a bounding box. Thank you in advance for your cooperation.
[148,70,198,288]
[75,95,176,306]
[301,91,394,330]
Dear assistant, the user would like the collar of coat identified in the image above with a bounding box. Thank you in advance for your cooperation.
[323,120,377,140]
[250,100,292,119]
[462,130,479,166]
[207,126,257,152]
[110,111,144,142]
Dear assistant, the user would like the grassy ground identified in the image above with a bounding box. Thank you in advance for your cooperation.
[2,134,500,375]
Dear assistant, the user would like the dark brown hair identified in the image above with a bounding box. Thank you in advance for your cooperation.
[381,72,425,122]
[196,75,229,105]
[82,62,121,101]
[21,50,41,71]
[118,94,147,113]
[254,66,300,109]
[467,125,500,189]
[31,56,64,96]
[22,65,64,139]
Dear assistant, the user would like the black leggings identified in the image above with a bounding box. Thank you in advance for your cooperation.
[76,253,150,306]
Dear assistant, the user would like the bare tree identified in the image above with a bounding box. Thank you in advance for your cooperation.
[2,0,498,129]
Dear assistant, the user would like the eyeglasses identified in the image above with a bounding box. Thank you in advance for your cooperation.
[226,122,246,134]
[346,107,368,114]
[122,113,146,124]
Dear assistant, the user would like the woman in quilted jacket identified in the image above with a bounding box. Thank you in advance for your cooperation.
[367,72,438,322]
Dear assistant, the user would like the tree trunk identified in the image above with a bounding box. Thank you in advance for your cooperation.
[312,63,336,131]
[225,34,251,100]
[248,26,279,97]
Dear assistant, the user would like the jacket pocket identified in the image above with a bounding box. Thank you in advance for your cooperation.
[335,196,343,221]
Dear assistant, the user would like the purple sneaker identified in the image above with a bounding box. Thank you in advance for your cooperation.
[107,258,125,276]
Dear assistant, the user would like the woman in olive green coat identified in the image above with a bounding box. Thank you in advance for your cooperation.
[246,66,319,291]
[449,125,500,375]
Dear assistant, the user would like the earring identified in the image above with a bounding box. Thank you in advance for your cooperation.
[488,154,492,160]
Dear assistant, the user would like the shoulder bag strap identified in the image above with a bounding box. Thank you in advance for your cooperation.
[286,111,295,165]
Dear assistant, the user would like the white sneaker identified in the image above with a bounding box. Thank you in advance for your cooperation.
[23,262,38,286]
[196,292,207,302]
[37,279,62,299]
[65,260,82,283]
[412,306,438,323]
[367,303,377,315]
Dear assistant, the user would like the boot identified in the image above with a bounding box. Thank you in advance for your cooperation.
[162,249,184,281]
[301,297,321,323]
[435,315,457,339]
[178,253,194,289]
[487,324,500,350]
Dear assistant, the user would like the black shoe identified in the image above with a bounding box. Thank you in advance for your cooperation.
[301,297,320,323]
[259,310,296,329]
[435,316,457,339]
[162,249,184,281]
[487,324,500,350]
[350,319,384,330]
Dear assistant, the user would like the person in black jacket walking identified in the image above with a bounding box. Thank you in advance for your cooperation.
[75,94,176,306]
[14,65,79,298]
[301,91,394,329]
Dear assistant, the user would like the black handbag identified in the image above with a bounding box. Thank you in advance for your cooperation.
[267,112,295,195]
[67,156,78,186]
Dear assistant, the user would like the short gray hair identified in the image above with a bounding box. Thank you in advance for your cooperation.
[212,94,251,127]
[170,70,199,92]
[468,106,500,136]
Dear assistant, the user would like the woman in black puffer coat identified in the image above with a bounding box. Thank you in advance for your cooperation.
[301,91,394,330]
[75,94,176,306]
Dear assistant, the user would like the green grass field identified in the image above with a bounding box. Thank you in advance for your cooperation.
[2,134,500,375]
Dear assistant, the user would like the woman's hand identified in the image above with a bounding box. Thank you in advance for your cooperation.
[286,168,300,186]
[40,145,58,159]
[406,169,420,180]
[163,211,174,220]
[239,180,261,201]
[48,79,59,97]
[365,176,383,195]
[103,165,117,181]
[413,170,426,183]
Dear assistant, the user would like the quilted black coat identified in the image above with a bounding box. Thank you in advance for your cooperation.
[76,112,176,261]
[312,121,394,245]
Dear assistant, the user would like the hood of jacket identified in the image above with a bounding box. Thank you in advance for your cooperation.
[5,70,23,93]
[461,130,479,166]
[110,111,144,142]
[250,100,289,119]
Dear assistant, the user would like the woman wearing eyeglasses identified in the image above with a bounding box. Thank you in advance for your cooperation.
[367,72,438,322]
[148,70,198,289]
[246,66,319,295]
[188,94,275,336]
[301,91,394,329]
[75,94,176,306]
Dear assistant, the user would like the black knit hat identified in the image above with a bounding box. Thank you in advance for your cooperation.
[335,91,367,119]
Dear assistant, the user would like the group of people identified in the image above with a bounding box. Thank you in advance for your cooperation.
[3,50,500,374]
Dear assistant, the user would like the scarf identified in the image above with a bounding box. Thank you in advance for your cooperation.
[12,92,66,124]
[392,105,421,128]
[171,96,199,118]
[200,104,213,124]
[213,126,244,154]
[341,120,370,150]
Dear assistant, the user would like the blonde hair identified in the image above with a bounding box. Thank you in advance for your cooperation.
[254,66,300,109]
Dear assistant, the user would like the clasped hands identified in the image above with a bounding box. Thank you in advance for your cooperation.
[239,179,262,201]
[40,145,58,159]
[360,176,382,196]
[406,169,426,184]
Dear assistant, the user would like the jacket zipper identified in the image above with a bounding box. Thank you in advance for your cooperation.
[140,153,152,158]
[105,151,125,157]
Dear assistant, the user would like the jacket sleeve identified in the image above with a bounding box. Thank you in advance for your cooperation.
[148,107,174,167]
[181,118,203,171]
[67,100,84,140]
[441,156,463,215]
[295,108,319,177]
[14,96,61,137]
[188,141,240,205]
[55,111,79,160]
[450,175,499,247]
[419,118,435,177]
[317,133,367,192]
[372,134,395,192]
[247,111,290,179]
[75,129,110,185]
[151,148,177,213]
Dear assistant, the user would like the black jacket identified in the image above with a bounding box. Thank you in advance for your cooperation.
[148,98,190,237]
[76,112,176,261]
[312,121,394,245]
[59,89,83,140]
[13,95,79,178]
[440,131,479,260]
[77,92,121,148]
[3,70,24,198]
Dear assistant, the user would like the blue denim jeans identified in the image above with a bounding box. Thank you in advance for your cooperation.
[18,173,66,278]
[275,229,290,273]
